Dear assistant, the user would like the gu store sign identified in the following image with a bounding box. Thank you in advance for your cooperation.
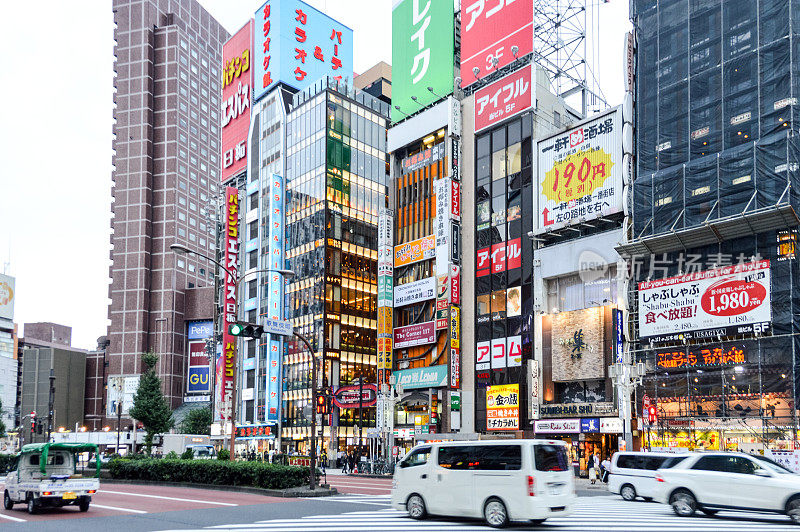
[638,260,772,344]
[221,20,253,183]
[460,0,533,88]
[474,65,533,132]
[217,187,240,421]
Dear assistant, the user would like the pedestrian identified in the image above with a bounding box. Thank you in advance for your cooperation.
[601,456,611,483]
[587,453,596,484]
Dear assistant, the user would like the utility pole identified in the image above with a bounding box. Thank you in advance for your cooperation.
[47,367,55,442]
[293,331,317,491]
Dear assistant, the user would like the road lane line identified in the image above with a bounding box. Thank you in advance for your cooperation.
[101,490,238,506]
[0,513,26,522]
[90,503,148,514]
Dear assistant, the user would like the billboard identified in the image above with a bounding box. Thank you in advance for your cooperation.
[394,235,436,267]
[394,321,436,349]
[394,364,448,389]
[394,276,436,307]
[221,20,253,183]
[106,375,140,417]
[217,187,240,421]
[474,65,533,132]
[638,260,772,344]
[0,273,15,321]
[461,0,533,88]
[476,238,522,277]
[265,173,285,423]
[187,320,213,340]
[391,0,454,123]
[187,336,212,394]
[536,107,623,232]
[486,384,520,431]
[551,307,605,382]
[254,0,353,101]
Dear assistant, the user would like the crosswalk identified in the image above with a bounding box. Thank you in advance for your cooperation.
[159,497,800,531]
[303,494,392,506]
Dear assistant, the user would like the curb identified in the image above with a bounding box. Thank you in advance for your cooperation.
[100,478,338,498]
[344,473,392,479]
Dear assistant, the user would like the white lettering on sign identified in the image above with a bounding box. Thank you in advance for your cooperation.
[410,0,431,84]
[465,0,511,32]
[476,75,529,117]
[222,82,250,128]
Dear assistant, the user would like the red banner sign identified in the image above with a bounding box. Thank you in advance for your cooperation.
[393,321,437,349]
[476,238,522,277]
[217,186,240,421]
[474,65,533,132]
[221,21,253,183]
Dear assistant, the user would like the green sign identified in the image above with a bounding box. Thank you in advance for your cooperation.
[450,391,461,411]
[391,0,454,123]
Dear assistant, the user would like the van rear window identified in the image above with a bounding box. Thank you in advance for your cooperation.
[534,445,569,472]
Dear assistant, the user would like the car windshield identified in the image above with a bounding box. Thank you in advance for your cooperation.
[752,455,794,474]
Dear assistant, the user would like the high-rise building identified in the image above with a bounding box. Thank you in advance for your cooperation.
[106,0,229,421]
[623,0,800,450]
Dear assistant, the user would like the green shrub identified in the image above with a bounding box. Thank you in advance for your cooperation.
[180,448,194,460]
[164,451,179,460]
[108,458,310,490]
[0,453,16,472]
[217,449,230,461]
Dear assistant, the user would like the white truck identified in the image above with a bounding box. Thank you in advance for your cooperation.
[161,433,215,458]
[4,442,101,514]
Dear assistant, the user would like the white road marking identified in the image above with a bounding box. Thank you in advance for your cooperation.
[0,512,27,522]
[101,490,238,506]
[91,503,148,514]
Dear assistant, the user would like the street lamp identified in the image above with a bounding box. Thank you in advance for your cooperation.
[169,243,294,459]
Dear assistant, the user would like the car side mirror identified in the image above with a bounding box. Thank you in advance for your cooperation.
[755,469,771,477]
[399,460,408,468]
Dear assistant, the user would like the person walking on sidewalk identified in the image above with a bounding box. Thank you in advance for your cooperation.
[601,456,611,483]
[587,453,597,484]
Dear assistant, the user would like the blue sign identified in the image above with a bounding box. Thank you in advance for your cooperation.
[394,365,449,390]
[265,172,285,424]
[580,418,601,433]
[187,321,214,340]
[253,0,353,101]
[612,308,623,363]
[187,366,211,393]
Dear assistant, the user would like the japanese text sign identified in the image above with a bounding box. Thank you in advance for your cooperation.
[394,234,435,267]
[265,173,285,423]
[391,0,454,122]
[254,0,353,101]
[461,0,533,88]
[486,384,520,431]
[474,65,533,132]
[536,107,623,233]
[656,344,748,369]
[638,260,772,344]
[221,20,253,183]
[394,321,436,349]
[476,238,521,277]
[217,186,240,421]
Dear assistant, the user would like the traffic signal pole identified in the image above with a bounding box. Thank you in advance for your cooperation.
[293,331,317,491]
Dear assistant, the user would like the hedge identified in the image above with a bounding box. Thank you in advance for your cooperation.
[0,454,15,472]
[108,458,310,490]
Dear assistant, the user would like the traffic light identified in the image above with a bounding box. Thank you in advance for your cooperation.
[315,395,327,415]
[647,405,658,425]
[30,411,36,434]
[228,321,264,339]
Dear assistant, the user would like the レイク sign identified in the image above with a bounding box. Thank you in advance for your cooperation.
[221,20,253,183]
[638,260,772,344]
[460,0,533,88]
[474,65,533,132]
[217,187,240,421]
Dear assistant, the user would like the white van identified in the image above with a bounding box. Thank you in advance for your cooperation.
[391,439,575,528]
[608,451,690,501]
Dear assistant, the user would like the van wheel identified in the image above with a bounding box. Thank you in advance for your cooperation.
[26,496,37,515]
[484,497,509,528]
[406,494,426,520]
[3,491,13,510]
[786,496,800,524]
[670,490,697,517]
[620,484,637,501]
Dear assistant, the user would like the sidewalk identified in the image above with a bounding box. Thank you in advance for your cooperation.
[575,477,612,496]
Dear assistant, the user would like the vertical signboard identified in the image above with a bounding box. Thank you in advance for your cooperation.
[377,208,394,385]
[449,306,460,389]
[217,187,240,421]
[221,20,253,183]
[187,320,214,395]
[0,273,15,321]
[254,0,354,102]
[391,0,454,122]
[265,174,285,423]
[474,65,534,132]
[460,0,533,88]
[486,384,520,431]
[434,178,451,275]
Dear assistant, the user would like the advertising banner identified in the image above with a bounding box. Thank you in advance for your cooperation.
[378,209,394,273]
[450,306,460,348]
[391,0,454,122]
[638,260,772,344]
[486,384,520,431]
[536,107,623,233]
[333,384,378,409]
[402,143,445,175]
[534,418,580,434]
[655,344,748,369]
[434,178,451,276]
[474,65,533,132]
[254,0,353,101]
[394,364,449,389]
[551,307,605,382]
[393,321,436,349]
[265,173,285,423]
[476,238,522,277]
[476,341,490,370]
[450,347,460,389]
[378,337,393,384]
[460,0,533,88]
[221,20,253,183]
[106,375,140,417]
[491,337,506,369]
[0,273,15,321]
[506,335,522,367]
[394,234,435,267]
[187,367,211,394]
[218,186,240,421]
[394,276,436,307]
[449,264,460,304]
[377,306,393,336]
[188,341,209,367]
[235,424,273,439]
[187,320,214,340]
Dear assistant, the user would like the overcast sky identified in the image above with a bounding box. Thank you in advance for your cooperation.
[0,1,630,350]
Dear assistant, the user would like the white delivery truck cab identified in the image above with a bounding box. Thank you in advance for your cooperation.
[391,439,575,528]
[4,442,101,514]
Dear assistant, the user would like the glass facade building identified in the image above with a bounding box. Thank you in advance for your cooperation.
[281,78,389,453]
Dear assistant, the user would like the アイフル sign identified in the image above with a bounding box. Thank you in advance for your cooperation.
[474,65,533,132]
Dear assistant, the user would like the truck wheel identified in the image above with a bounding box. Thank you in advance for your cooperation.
[27,496,37,515]
[79,497,90,512]
[3,490,13,510]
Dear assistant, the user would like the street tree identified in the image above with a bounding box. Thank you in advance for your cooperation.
[0,398,6,437]
[180,406,212,435]
[129,351,174,454]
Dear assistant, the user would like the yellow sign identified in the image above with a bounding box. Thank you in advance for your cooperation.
[378,307,393,336]
[450,306,460,348]
[541,147,615,204]
[486,384,519,431]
